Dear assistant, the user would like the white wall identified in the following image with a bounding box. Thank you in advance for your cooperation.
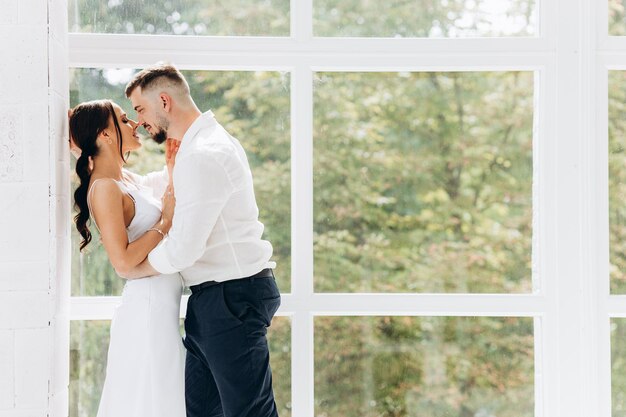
[0,0,69,416]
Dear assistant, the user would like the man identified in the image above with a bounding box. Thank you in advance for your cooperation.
[119,63,281,417]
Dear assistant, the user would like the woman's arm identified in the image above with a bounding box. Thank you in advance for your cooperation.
[89,179,173,278]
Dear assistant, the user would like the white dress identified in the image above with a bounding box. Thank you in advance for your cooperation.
[88,175,186,417]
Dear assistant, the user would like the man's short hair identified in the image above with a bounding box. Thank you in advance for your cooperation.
[125,63,190,97]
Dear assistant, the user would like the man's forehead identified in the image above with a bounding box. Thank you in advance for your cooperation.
[130,92,143,109]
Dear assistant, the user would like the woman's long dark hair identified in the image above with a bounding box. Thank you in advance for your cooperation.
[69,100,125,251]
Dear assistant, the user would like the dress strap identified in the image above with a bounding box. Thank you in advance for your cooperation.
[87,178,112,213]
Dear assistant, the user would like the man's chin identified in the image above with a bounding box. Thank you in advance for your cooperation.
[152,130,168,144]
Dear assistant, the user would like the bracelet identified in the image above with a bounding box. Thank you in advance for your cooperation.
[148,227,166,238]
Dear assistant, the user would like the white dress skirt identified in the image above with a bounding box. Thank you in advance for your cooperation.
[88,175,186,417]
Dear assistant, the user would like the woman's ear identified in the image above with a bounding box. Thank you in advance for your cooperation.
[98,130,112,145]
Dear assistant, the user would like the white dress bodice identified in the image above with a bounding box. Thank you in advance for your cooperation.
[87,176,162,243]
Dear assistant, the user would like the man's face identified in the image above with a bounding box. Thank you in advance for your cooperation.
[129,88,169,144]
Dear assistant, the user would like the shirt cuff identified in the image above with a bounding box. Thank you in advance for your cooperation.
[147,240,180,274]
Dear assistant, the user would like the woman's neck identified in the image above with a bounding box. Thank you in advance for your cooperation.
[90,155,124,181]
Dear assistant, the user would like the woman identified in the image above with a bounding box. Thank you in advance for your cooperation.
[69,99,185,417]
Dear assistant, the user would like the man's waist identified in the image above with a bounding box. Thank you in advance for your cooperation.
[181,260,276,283]
[189,268,275,294]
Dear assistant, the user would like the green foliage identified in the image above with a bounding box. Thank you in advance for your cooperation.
[314,0,536,37]
[314,71,534,294]
[614,319,626,417]
[69,321,110,417]
[610,72,626,293]
[69,0,289,36]
[610,0,626,35]
[69,0,536,38]
[315,316,533,417]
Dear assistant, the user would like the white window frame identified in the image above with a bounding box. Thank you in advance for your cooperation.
[64,1,613,416]
[596,2,626,417]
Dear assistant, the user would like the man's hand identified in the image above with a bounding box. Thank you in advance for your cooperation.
[116,257,160,280]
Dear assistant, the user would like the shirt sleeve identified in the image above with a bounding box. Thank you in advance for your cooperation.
[142,166,170,199]
[124,166,169,200]
[148,152,235,274]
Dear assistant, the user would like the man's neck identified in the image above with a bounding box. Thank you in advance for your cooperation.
[168,109,203,141]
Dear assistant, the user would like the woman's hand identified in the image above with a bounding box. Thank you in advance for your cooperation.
[160,184,176,234]
[157,138,180,235]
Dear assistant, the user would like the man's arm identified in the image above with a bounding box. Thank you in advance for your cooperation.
[124,166,169,200]
[149,152,235,273]
[122,152,235,278]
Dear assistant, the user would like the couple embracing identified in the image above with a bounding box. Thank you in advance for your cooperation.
[69,63,281,417]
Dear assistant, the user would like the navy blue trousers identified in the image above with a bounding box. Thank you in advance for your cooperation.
[183,273,281,417]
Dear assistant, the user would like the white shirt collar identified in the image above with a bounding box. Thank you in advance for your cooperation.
[178,110,215,155]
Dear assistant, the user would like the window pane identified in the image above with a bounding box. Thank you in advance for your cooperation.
[315,316,534,417]
[69,0,290,36]
[70,317,291,417]
[314,0,537,38]
[610,71,626,294]
[613,318,626,416]
[610,0,626,36]
[70,68,291,295]
[313,72,534,293]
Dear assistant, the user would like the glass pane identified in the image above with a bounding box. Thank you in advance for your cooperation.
[613,318,626,416]
[70,68,291,295]
[610,0,626,36]
[268,316,292,416]
[69,0,290,36]
[70,317,291,417]
[314,0,537,38]
[315,316,534,417]
[313,72,534,293]
[610,71,626,294]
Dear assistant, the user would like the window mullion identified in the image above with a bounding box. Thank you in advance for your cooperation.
[292,0,312,41]
[290,62,315,417]
[596,61,612,417]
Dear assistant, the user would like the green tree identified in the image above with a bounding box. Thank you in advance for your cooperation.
[314,72,533,294]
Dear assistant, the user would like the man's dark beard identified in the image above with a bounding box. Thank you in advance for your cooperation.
[152,128,168,144]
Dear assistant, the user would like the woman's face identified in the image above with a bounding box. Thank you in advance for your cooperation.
[111,103,141,153]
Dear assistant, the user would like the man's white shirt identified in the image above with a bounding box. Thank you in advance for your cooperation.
[147,111,275,287]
